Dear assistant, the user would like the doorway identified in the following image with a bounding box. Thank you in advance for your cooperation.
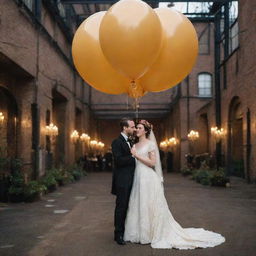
[228,97,244,178]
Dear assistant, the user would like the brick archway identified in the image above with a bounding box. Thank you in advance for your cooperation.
[227,96,244,178]
[0,86,18,158]
[52,89,68,167]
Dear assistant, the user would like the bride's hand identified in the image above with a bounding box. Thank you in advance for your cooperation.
[131,146,137,157]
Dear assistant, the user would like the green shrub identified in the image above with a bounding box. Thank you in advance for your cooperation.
[8,171,25,194]
[72,170,82,180]
[24,181,47,202]
[8,171,25,202]
[193,169,212,185]
[10,158,23,173]
[40,173,57,192]
[66,164,84,181]
[49,168,65,186]
[10,174,23,187]
[8,185,24,196]
[211,168,229,186]
[191,168,229,187]
[63,172,75,184]
[181,167,193,176]
[192,170,199,180]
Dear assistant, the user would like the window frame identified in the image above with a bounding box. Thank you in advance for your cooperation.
[197,72,213,98]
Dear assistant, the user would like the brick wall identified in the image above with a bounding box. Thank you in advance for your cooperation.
[217,0,256,180]
[0,0,93,177]
[164,0,256,181]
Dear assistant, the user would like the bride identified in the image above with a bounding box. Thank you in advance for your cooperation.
[124,119,225,249]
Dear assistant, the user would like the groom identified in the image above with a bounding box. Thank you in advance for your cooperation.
[111,118,136,245]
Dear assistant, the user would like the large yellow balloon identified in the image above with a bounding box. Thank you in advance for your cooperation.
[72,12,130,94]
[99,0,163,80]
[140,8,198,92]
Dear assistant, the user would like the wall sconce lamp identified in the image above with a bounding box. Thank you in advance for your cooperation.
[187,130,199,142]
[80,133,90,143]
[160,140,169,152]
[71,130,79,143]
[97,142,105,151]
[45,123,58,137]
[90,140,98,152]
[0,112,4,125]
[168,137,178,147]
[211,127,226,142]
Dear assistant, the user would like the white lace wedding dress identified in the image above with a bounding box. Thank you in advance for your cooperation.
[124,140,225,249]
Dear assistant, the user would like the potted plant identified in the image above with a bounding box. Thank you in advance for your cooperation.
[70,164,83,181]
[24,181,47,202]
[8,171,25,203]
[192,169,212,185]
[63,171,75,185]
[40,173,57,192]
[72,169,83,180]
[211,168,230,187]
[49,168,65,186]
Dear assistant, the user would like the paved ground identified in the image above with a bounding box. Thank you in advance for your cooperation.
[0,172,256,256]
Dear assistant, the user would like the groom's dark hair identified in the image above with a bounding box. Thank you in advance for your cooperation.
[120,117,134,131]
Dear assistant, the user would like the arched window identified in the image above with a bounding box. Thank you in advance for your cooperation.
[198,73,212,97]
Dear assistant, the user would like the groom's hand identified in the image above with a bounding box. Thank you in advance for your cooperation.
[130,146,137,158]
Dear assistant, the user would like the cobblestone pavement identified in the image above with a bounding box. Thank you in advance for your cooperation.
[0,172,256,256]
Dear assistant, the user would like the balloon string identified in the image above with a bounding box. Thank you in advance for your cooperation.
[135,97,139,122]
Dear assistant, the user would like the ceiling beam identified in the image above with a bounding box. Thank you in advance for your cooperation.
[61,0,232,4]
[95,115,169,120]
[94,113,170,119]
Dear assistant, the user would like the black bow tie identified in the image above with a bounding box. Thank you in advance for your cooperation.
[127,138,135,147]
[127,137,132,142]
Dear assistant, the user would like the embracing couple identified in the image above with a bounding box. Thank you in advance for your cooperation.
[111,118,225,250]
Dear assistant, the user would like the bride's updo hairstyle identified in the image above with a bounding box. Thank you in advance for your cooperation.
[138,120,153,138]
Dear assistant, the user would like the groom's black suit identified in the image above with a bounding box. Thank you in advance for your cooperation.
[111,134,136,238]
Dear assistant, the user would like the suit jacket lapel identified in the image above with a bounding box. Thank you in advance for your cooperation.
[119,134,130,152]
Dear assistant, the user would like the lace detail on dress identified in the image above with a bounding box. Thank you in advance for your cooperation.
[148,141,155,153]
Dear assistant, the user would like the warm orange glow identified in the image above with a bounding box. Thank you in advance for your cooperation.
[80,133,90,142]
[168,137,178,146]
[71,130,79,143]
[0,112,4,123]
[211,127,226,142]
[187,130,199,141]
[45,123,58,136]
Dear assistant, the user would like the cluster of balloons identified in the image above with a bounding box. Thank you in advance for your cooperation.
[72,0,198,98]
